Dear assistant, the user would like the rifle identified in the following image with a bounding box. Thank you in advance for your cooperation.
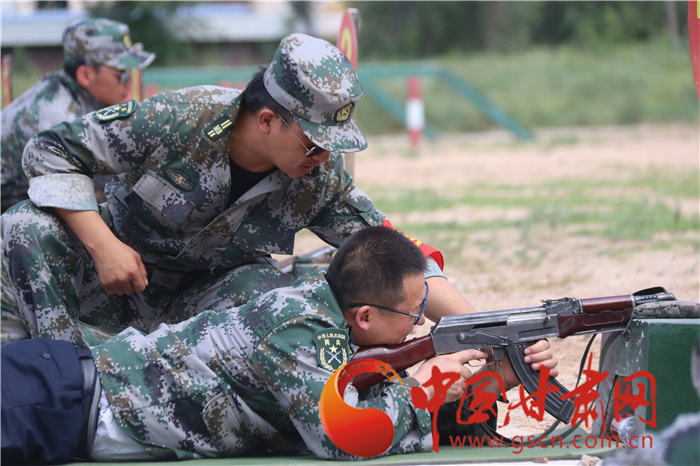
[351,286,688,423]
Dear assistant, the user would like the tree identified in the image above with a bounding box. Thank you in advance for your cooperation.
[88,1,192,66]
[347,1,687,59]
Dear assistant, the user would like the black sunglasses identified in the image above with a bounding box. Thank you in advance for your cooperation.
[277,114,327,158]
[101,65,132,84]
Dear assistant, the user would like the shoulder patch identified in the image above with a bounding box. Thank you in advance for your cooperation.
[314,329,350,372]
[93,100,138,122]
[205,115,234,141]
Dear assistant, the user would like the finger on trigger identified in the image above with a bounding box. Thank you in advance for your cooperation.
[458,349,488,364]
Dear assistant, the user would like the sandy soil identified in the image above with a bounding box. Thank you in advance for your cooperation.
[285,123,699,438]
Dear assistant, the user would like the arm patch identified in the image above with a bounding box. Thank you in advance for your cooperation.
[314,329,350,372]
[93,100,138,122]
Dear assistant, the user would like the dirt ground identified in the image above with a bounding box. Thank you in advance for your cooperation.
[287,122,699,438]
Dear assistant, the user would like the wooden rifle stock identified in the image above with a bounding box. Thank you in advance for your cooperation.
[350,335,435,391]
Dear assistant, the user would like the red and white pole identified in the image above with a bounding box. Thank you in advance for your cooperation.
[128,68,143,102]
[337,8,359,175]
[689,1,700,100]
[406,76,424,149]
[145,83,159,98]
[2,54,13,107]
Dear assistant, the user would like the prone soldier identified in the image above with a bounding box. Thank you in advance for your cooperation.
[1,226,558,463]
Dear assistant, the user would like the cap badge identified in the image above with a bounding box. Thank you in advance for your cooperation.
[123,34,132,50]
[334,103,354,123]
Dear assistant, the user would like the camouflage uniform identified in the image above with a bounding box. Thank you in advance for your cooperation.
[0,73,102,344]
[1,19,154,343]
[1,86,384,345]
[0,18,154,213]
[0,254,28,344]
[1,33,443,346]
[0,71,103,212]
[91,270,432,460]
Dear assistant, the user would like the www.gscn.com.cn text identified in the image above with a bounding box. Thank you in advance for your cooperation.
[449,433,653,454]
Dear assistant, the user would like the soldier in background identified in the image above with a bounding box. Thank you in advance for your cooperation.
[2,33,477,346]
[0,17,155,212]
[1,226,558,464]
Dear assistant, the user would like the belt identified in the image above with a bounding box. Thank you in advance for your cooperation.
[75,345,102,460]
[146,265,190,291]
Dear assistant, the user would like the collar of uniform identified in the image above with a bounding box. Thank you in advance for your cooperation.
[295,269,338,303]
[210,93,242,211]
[203,93,242,146]
[323,272,359,357]
[319,270,347,330]
[295,268,346,327]
[223,147,318,211]
[232,168,288,206]
[59,70,103,110]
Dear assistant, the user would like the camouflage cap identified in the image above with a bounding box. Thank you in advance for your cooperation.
[63,18,155,72]
[264,33,367,153]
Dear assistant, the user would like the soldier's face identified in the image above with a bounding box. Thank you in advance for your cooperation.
[273,117,330,178]
[84,65,132,106]
[362,273,428,346]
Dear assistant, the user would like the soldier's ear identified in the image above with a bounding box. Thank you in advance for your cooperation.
[75,64,96,89]
[257,108,276,134]
[353,305,372,332]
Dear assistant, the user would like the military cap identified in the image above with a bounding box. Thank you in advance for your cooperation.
[264,33,367,153]
[63,18,155,77]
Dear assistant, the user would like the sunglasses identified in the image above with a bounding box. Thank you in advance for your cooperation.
[277,114,327,158]
[102,66,132,85]
[348,281,429,325]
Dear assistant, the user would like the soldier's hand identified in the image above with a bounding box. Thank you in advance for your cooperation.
[93,239,149,295]
[54,208,149,295]
[489,339,559,390]
[413,349,488,403]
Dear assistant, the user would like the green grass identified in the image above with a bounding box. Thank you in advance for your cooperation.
[3,68,43,102]
[354,41,698,136]
[363,167,700,255]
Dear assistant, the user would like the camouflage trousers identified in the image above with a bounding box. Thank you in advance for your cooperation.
[1,201,294,346]
[1,253,29,344]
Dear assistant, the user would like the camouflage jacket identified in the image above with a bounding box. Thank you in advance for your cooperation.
[1,71,103,212]
[22,86,383,271]
[92,270,432,460]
